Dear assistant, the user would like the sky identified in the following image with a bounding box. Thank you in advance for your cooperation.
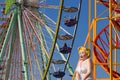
[0,0,120,80]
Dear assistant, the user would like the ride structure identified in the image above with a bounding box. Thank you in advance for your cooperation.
[0,0,81,80]
[92,0,120,79]
[72,0,120,80]
[87,0,120,80]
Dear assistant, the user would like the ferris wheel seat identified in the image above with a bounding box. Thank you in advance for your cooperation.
[58,34,73,40]
[64,21,76,27]
[51,59,66,64]
[59,43,72,54]
[64,17,77,27]
[63,7,78,13]
[60,48,72,54]
[53,71,65,78]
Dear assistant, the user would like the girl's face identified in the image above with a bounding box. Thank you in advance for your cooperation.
[78,50,87,60]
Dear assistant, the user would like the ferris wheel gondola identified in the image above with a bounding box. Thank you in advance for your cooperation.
[59,43,72,54]
[63,7,78,13]
[51,59,66,64]
[58,34,73,40]
[64,16,77,27]
[52,70,65,78]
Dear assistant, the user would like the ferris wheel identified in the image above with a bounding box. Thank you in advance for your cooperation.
[0,0,82,80]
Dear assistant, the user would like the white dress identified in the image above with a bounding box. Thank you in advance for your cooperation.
[75,59,93,80]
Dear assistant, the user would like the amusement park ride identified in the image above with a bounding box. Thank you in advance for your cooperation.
[79,0,120,80]
[0,0,120,80]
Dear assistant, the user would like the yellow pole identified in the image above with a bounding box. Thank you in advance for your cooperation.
[93,0,97,79]
[109,0,113,80]
[114,0,117,72]
[88,0,91,49]
[42,0,64,79]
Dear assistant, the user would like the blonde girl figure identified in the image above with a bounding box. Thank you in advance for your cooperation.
[75,46,93,80]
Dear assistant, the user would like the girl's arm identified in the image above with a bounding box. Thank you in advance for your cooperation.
[75,59,81,80]
[76,72,80,80]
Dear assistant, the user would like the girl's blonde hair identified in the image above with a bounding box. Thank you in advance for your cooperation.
[78,46,90,58]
